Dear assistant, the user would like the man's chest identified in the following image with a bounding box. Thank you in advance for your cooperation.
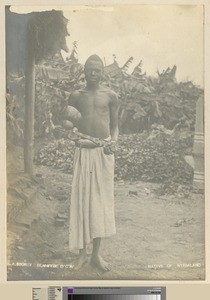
[76,93,110,116]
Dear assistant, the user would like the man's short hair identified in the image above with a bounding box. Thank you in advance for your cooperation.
[84,54,104,69]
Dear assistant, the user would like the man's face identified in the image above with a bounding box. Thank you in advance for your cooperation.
[84,60,103,85]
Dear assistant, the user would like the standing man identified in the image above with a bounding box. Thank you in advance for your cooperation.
[65,55,119,272]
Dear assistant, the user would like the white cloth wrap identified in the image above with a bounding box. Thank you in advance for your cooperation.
[69,139,116,250]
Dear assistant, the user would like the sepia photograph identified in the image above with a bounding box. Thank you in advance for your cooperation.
[6,4,205,281]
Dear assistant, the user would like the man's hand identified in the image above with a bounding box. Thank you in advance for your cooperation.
[103,141,118,155]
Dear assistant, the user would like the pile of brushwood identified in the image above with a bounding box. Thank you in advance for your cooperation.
[35,125,194,186]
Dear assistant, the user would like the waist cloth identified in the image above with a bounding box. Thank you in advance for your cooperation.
[69,137,116,250]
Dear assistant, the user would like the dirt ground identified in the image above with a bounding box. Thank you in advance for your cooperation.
[7,155,205,281]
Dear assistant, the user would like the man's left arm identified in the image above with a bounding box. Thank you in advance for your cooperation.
[103,92,119,155]
[109,91,119,142]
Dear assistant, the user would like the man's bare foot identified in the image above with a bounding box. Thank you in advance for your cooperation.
[73,253,89,271]
[91,255,111,272]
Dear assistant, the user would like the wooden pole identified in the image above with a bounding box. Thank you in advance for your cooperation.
[24,40,35,174]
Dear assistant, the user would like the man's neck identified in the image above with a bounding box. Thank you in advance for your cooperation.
[86,82,100,91]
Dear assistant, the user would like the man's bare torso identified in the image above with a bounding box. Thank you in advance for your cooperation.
[70,86,114,139]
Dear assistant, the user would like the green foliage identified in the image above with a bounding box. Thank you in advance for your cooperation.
[35,55,84,137]
[33,50,203,137]
[7,48,203,143]
[6,94,24,140]
[6,74,25,145]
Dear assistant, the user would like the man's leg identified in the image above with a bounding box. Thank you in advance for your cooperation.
[73,247,89,270]
[91,237,110,272]
[73,214,88,270]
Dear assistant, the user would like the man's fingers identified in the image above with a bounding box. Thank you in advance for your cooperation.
[103,146,114,155]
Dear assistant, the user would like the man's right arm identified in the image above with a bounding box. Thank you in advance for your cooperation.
[61,91,80,129]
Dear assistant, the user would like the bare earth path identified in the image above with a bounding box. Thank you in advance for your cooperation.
[7,165,205,281]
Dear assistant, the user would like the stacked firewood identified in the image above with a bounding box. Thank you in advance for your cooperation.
[35,126,194,185]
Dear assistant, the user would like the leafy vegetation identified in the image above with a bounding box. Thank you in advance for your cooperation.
[34,53,203,136]
[7,45,203,187]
